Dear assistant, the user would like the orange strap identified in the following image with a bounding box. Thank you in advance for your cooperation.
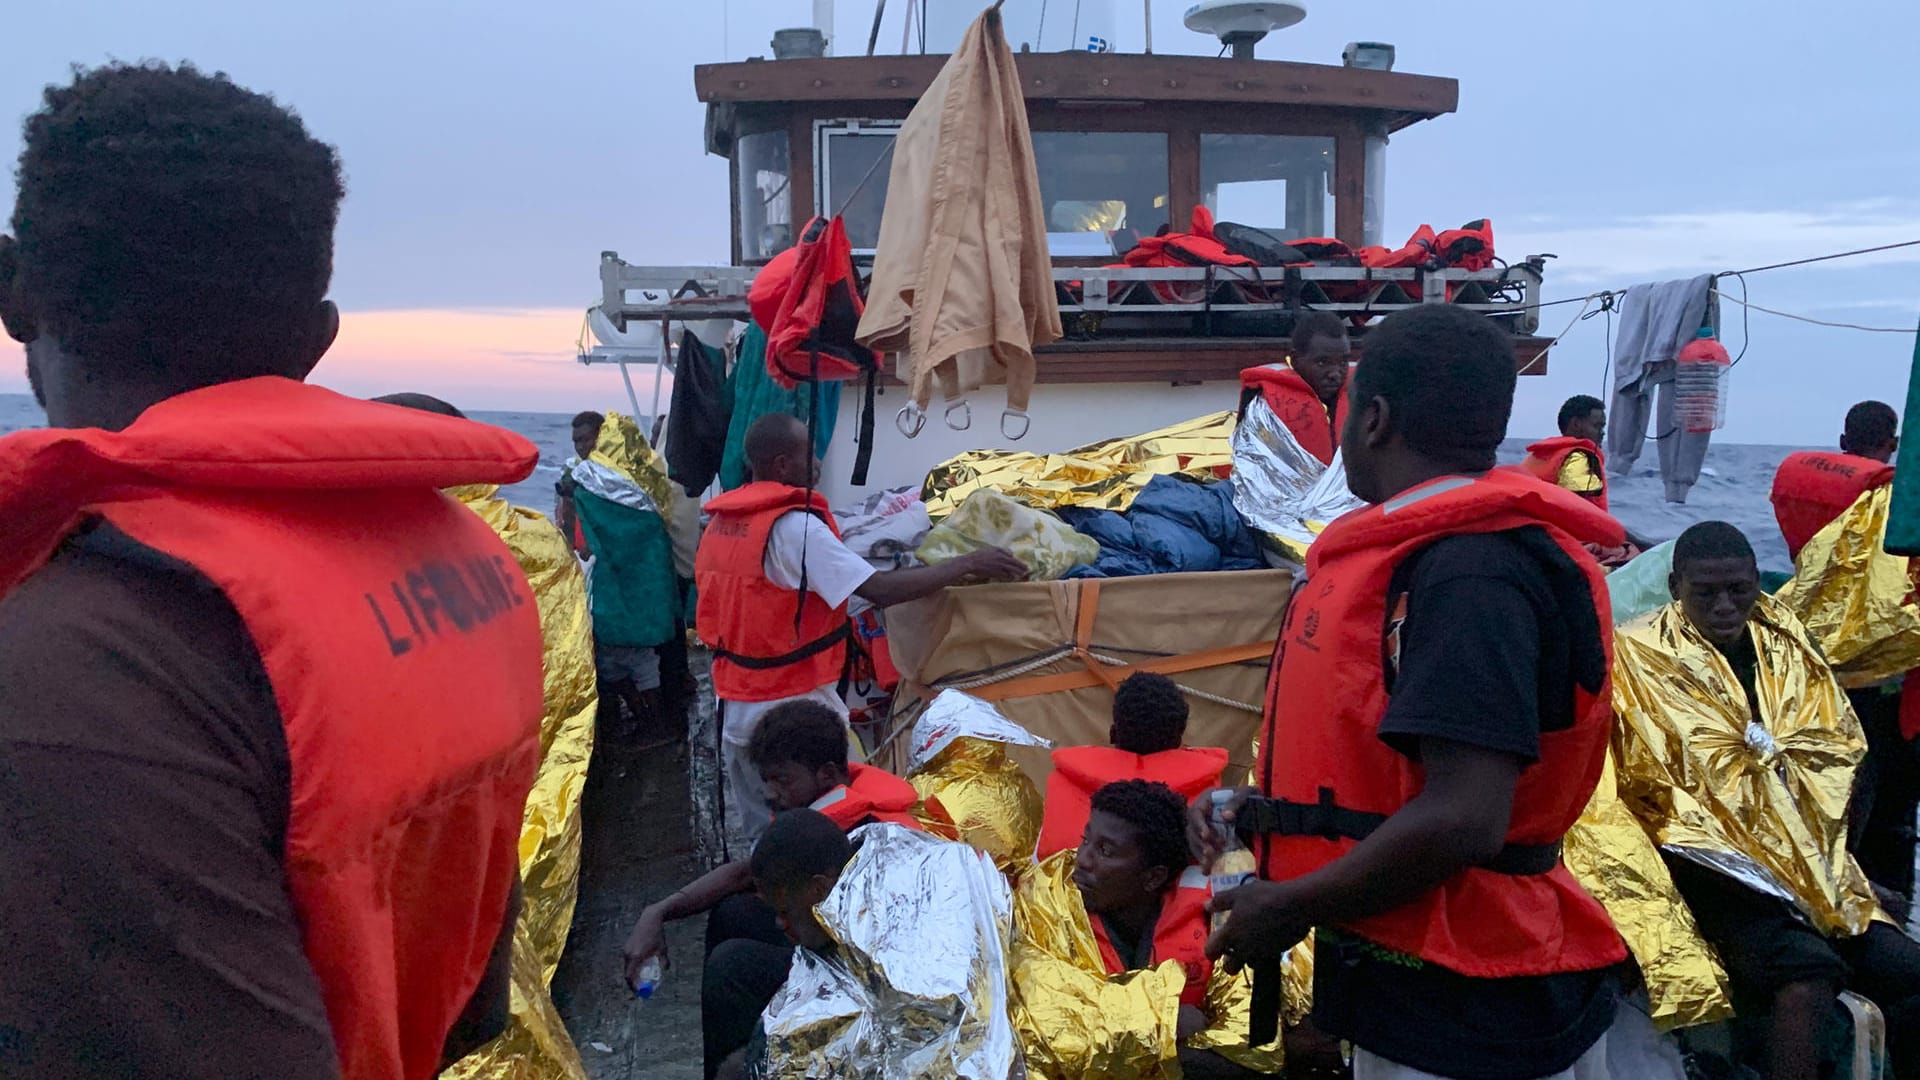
[970,581,1275,702]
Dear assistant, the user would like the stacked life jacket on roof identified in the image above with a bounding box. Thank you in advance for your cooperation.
[1253,470,1628,978]
[1771,450,1896,562]
[694,481,852,702]
[1036,745,1230,860]
[810,762,934,832]
[0,377,545,1080]
[1238,364,1349,467]
[1088,866,1216,1008]
[1514,436,1609,512]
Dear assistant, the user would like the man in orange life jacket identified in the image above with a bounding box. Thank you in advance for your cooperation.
[1772,401,1920,905]
[1771,400,1899,561]
[1515,395,1653,565]
[696,413,1025,856]
[1196,305,1629,1080]
[0,65,537,1080]
[619,700,932,1079]
[1036,671,1229,859]
[1076,780,1268,1080]
[1238,312,1351,466]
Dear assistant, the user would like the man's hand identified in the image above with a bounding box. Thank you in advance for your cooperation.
[954,546,1028,585]
[1186,786,1258,866]
[1176,1004,1208,1041]
[621,906,668,988]
[1205,880,1312,974]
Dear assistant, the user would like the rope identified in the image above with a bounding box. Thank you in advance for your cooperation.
[929,643,1262,713]
[1710,287,1917,335]
[1519,291,1606,375]
[1723,239,1920,277]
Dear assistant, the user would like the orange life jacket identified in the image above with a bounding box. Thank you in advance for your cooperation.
[694,482,851,702]
[1091,866,1215,1008]
[1252,470,1627,979]
[1514,436,1609,512]
[1036,745,1230,859]
[1239,364,1348,466]
[809,762,930,832]
[1771,451,1895,561]
[0,378,544,1080]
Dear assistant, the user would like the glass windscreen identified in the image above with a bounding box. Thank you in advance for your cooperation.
[1199,134,1335,241]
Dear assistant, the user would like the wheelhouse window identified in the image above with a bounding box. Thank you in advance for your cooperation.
[1199,134,1335,242]
[1031,131,1169,257]
[735,130,793,261]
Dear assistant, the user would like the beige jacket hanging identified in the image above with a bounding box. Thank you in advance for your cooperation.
[855,4,1062,418]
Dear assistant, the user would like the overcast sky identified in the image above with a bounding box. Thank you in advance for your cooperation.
[6,0,1919,441]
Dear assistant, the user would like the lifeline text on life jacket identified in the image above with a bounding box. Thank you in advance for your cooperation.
[1513,436,1609,512]
[1090,865,1216,1008]
[1238,364,1348,466]
[694,482,852,702]
[0,378,546,1080]
[1036,745,1229,860]
[1252,470,1627,979]
[809,762,931,832]
[1771,450,1896,561]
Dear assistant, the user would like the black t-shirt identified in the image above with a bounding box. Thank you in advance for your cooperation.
[1717,630,1764,721]
[1309,530,1624,1080]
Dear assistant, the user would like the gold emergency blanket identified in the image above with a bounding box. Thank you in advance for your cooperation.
[904,691,1051,877]
[1776,484,1920,688]
[760,824,1018,1078]
[1612,597,1882,938]
[1010,851,1293,1078]
[920,412,1236,520]
[1562,751,1731,1030]
[442,485,598,1080]
[586,411,673,521]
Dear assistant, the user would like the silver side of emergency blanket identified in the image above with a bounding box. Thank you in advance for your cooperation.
[760,824,1018,1078]
[1228,396,1365,556]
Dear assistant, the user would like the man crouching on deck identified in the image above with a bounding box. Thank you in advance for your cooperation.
[1194,304,1631,1080]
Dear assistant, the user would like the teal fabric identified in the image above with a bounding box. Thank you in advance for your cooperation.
[575,488,678,648]
[718,322,841,492]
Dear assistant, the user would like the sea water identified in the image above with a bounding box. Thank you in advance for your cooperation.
[0,391,1808,570]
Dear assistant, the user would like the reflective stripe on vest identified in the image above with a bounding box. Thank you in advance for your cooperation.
[1513,436,1608,512]
[1036,745,1229,859]
[694,482,851,702]
[0,378,545,1080]
[1771,451,1895,562]
[1091,865,1215,1008]
[1253,470,1627,979]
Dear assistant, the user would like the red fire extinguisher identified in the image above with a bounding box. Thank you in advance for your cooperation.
[1674,327,1731,433]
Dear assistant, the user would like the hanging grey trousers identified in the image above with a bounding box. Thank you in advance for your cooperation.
[1607,360,1712,504]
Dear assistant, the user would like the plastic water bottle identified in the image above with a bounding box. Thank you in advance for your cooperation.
[632,956,663,1000]
[1673,327,1731,434]
[1207,790,1258,932]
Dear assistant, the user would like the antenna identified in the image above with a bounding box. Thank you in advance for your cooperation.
[1182,1,1306,59]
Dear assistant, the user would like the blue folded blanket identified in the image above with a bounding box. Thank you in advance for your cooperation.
[1060,475,1263,578]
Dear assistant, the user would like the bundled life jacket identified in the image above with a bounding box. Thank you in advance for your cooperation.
[1771,451,1896,561]
[1433,219,1496,272]
[1238,364,1349,466]
[1514,436,1609,512]
[1090,866,1216,1008]
[1252,470,1627,979]
[1116,205,1258,305]
[748,215,883,483]
[809,762,930,832]
[0,377,544,1080]
[1354,225,1441,272]
[1037,745,1230,859]
[694,481,852,702]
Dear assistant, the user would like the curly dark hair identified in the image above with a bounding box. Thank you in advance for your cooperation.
[10,62,343,378]
[1291,311,1349,357]
[746,699,849,774]
[1349,304,1516,472]
[1557,394,1605,435]
[1089,779,1192,881]
[1111,672,1187,755]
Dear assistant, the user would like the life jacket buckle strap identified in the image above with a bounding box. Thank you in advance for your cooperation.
[712,621,851,671]
[1240,790,1563,875]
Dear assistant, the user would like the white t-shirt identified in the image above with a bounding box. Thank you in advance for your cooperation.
[763,511,877,614]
